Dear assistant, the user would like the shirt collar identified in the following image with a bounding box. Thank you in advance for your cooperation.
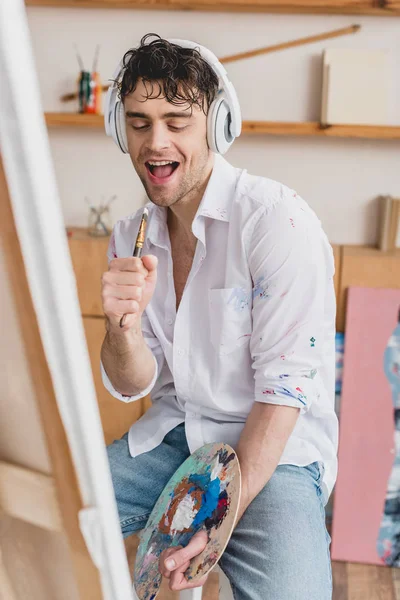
[145,203,167,249]
[196,154,237,224]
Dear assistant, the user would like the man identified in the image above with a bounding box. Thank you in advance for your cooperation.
[101,33,337,599]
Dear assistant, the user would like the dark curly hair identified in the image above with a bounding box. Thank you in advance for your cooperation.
[119,33,219,115]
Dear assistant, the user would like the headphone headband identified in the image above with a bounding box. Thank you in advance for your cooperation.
[167,39,241,139]
[104,37,241,154]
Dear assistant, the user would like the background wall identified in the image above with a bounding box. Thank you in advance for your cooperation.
[26,7,400,244]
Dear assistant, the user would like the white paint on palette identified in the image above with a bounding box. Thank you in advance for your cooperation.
[170,494,198,534]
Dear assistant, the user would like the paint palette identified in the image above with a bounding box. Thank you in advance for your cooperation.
[134,443,241,600]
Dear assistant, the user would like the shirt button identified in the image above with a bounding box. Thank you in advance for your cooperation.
[167,318,173,325]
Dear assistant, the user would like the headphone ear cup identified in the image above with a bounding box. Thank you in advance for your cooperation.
[114,101,128,154]
[207,95,233,155]
[207,96,219,154]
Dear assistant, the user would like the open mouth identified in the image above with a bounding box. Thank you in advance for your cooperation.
[145,161,180,182]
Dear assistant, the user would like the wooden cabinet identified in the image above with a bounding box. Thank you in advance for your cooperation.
[68,228,150,443]
[337,246,400,332]
[83,317,146,444]
[68,228,109,316]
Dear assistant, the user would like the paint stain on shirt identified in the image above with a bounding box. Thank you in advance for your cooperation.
[280,352,294,361]
[278,385,307,406]
[262,385,307,406]
[304,369,317,380]
[216,208,227,219]
[228,288,251,311]
[252,277,270,301]
[262,388,276,395]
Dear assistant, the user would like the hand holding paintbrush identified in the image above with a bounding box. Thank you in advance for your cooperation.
[101,208,158,332]
[119,207,149,327]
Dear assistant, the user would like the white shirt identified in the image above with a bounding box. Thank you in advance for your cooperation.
[102,155,338,498]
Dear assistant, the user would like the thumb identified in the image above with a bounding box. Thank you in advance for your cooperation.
[141,255,158,286]
[141,254,158,280]
[165,530,208,571]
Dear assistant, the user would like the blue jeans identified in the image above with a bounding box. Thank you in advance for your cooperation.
[107,424,332,600]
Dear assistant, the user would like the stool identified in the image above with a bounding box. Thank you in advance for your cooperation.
[179,566,233,600]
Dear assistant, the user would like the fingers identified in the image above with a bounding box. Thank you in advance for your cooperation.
[159,547,182,579]
[102,284,143,302]
[109,255,157,277]
[160,548,208,592]
[169,570,208,592]
[159,532,209,592]
[119,312,139,330]
[109,257,148,275]
[102,270,145,287]
[159,531,208,576]
[167,531,208,571]
[101,255,157,329]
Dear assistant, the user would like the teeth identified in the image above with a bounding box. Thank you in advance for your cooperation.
[148,160,175,166]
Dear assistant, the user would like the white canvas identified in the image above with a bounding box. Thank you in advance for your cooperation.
[0,1,135,598]
[321,48,389,126]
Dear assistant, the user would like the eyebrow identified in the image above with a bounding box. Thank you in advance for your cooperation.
[125,111,192,120]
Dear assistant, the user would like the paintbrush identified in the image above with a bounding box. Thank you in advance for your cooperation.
[119,207,149,328]
[92,44,100,73]
[74,43,84,71]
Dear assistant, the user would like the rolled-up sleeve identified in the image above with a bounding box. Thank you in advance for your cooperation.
[249,192,334,413]
[101,351,158,403]
[101,312,164,403]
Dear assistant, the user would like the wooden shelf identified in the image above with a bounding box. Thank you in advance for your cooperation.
[243,121,400,139]
[45,113,104,128]
[44,113,400,140]
[25,0,400,17]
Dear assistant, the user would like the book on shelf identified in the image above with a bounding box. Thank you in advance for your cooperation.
[378,195,400,251]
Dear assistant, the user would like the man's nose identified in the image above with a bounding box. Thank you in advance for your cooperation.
[146,123,171,152]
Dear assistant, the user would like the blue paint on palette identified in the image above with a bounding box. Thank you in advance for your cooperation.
[192,477,220,527]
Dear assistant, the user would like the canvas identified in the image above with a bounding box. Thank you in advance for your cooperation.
[331,287,400,565]
[321,48,389,126]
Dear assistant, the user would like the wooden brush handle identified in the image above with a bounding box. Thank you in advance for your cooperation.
[220,24,360,64]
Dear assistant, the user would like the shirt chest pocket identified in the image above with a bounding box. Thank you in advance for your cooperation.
[208,288,253,356]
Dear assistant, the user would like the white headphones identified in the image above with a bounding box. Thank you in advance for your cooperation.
[104,38,241,155]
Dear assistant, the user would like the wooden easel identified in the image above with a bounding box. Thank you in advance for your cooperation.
[0,155,102,599]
